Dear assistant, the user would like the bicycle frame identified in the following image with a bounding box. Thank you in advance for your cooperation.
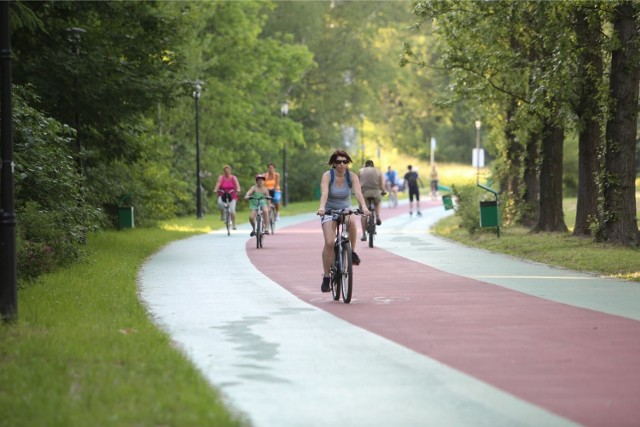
[248,196,271,249]
[366,198,377,248]
[324,208,360,303]
[218,190,236,236]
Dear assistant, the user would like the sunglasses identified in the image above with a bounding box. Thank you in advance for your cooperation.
[334,160,349,165]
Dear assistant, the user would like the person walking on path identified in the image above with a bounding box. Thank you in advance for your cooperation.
[244,174,271,236]
[213,165,241,229]
[404,165,424,216]
[430,165,439,200]
[358,159,386,241]
[317,150,370,292]
[263,163,281,220]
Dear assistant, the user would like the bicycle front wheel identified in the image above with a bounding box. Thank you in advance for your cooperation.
[225,207,231,236]
[331,245,340,301]
[256,215,263,249]
[340,242,353,303]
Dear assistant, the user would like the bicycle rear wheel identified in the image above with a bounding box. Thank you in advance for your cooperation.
[368,208,376,248]
[331,246,340,301]
[256,215,263,248]
[340,242,353,303]
[389,192,398,208]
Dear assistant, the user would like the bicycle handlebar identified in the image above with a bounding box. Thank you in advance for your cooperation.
[318,208,364,216]
[246,195,273,200]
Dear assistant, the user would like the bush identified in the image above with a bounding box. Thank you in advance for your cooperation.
[453,184,481,234]
[453,184,505,234]
[16,239,56,281]
[13,86,104,282]
[16,201,84,281]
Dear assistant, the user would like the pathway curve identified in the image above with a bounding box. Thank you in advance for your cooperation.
[139,200,640,427]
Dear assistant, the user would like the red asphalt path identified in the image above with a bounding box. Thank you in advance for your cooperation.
[247,202,640,427]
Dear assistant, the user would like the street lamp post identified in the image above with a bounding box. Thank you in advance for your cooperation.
[280,101,289,207]
[475,119,482,185]
[193,81,203,219]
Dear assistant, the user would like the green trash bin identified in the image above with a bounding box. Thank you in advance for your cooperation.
[442,194,454,210]
[479,200,498,227]
[118,206,135,229]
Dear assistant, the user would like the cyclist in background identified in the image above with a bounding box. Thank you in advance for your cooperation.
[358,160,386,241]
[385,166,399,199]
[263,163,281,220]
[213,165,241,229]
[317,150,370,292]
[244,174,271,236]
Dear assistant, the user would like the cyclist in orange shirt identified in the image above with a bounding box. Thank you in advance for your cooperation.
[264,163,281,220]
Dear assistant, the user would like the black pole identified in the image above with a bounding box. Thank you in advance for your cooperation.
[281,103,288,207]
[1,1,17,322]
[283,141,288,206]
[194,86,203,219]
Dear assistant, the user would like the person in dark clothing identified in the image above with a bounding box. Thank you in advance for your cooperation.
[404,165,424,216]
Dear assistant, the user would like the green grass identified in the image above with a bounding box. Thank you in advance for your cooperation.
[433,197,640,282]
[1,229,248,427]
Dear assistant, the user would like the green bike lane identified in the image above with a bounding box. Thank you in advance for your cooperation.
[139,200,640,427]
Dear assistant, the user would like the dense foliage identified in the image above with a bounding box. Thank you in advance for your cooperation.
[407,0,639,245]
[2,0,639,282]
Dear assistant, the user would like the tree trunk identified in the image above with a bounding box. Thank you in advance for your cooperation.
[503,98,522,225]
[573,6,603,237]
[534,120,568,233]
[599,2,640,247]
[521,132,539,227]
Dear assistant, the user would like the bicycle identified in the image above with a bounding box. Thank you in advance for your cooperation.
[362,193,385,248]
[364,197,378,248]
[247,195,272,249]
[386,183,398,208]
[218,190,236,236]
[321,208,363,303]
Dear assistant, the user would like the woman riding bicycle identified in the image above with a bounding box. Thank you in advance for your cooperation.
[244,174,271,236]
[263,163,281,220]
[213,165,241,229]
[317,150,370,293]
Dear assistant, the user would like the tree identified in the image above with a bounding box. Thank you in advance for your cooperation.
[599,1,640,246]
[572,4,605,237]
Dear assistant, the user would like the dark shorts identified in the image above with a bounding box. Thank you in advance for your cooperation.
[408,186,420,202]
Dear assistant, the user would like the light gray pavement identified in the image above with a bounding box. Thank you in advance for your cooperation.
[138,203,640,427]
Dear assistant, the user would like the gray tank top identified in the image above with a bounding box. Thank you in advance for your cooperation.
[325,172,352,211]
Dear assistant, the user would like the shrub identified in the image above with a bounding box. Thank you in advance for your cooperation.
[453,184,505,235]
[16,201,85,282]
[13,86,104,282]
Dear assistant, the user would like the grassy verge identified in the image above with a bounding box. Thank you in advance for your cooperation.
[1,228,247,427]
[432,197,640,282]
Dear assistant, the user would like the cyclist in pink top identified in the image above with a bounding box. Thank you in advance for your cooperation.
[213,165,241,229]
